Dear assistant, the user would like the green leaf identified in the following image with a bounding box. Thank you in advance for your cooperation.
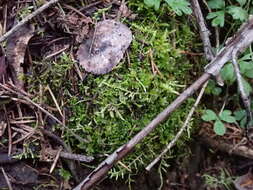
[202,109,217,121]
[236,0,246,6]
[240,61,253,78]
[214,120,226,136]
[219,110,236,123]
[206,11,225,27]
[227,6,248,21]
[241,77,252,96]
[212,87,222,96]
[144,0,160,10]
[240,117,247,128]
[234,110,246,121]
[208,0,225,9]
[165,0,192,16]
[154,0,161,10]
[221,63,236,84]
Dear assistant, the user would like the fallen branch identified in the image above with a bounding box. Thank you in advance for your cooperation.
[145,81,208,171]
[199,134,253,159]
[74,18,253,190]
[144,0,217,172]
[190,0,214,61]
[0,0,60,43]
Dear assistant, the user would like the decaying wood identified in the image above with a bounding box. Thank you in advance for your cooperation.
[200,134,253,160]
[74,18,253,190]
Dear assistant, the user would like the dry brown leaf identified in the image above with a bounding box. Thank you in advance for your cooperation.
[234,170,253,190]
[77,19,132,75]
[6,23,34,88]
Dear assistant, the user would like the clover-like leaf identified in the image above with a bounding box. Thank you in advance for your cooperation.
[202,109,217,121]
[208,0,225,9]
[144,0,161,10]
[240,61,253,78]
[219,110,236,123]
[207,11,225,27]
[234,110,246,121]
[221,63,236,84]
[236,0,246,6]
[227,6,248,21]
[165,0,192,16]
[241,77,252,96]
[214,120,226,136]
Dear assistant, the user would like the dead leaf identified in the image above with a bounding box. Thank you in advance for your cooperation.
[234,170,253,190]
[6,23,34,88]
[0,121,6,137]
[0,55,7,83]
[77,19,132,75]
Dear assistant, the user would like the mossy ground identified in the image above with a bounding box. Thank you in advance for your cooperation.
[28,1,204,182]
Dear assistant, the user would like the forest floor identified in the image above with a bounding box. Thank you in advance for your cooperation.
[0,0,253,190]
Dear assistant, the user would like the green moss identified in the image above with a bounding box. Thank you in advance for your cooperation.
[66,4,197,178]
[27,2,200,182]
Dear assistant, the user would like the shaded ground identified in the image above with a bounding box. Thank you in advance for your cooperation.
[0,0,253,190]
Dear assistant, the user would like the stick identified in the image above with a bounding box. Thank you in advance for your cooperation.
[231,51,253,141]
[0,0,60,43]
[145,81,208,171]
[73,18,253,190]
[191,0,214,61]
[199,134,253,159]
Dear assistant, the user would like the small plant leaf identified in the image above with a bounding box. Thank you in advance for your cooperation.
[234,110,246,121]
[236,0,247,6]
[165,0,192,16]
[208,0,225,9]
[214,120,226,136]
[202,109,217,121]
[219,110,236,123]
[240,117,247,128]
[212,87,222,96]
[241,77,252,96]
[240,61,253,78]
[144,0,161,10]
[206,11,225,27]
[221,63,236,84]
[227,6,248,21]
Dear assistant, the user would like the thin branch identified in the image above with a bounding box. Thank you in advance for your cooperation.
[145,81,208,171]
[0,0,60,43]
[191,0,214,61]
[0,84,87,143]
[199,134,253,159]
[231,51,253,141]
[1,167,13,190]
[74,18,253,190]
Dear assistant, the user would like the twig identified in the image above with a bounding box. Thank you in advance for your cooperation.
[145,81,208,171]
[231,51,253,141]
[74,18,253,190]
[200,134,253,159]
[0,0,60,43]
[50,147,62,173]
[1,167,13,190]
[191,0,214,61]
[0,83,88,143]
[191,0,224,86]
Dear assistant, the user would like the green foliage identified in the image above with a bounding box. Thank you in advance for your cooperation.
[202,109,237,136]
[59,168,72,181]
[220,52,253,95]
[26,3,198,181]
[203,169,234,190]
[144,0,192,15]
[206,0,249,27]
